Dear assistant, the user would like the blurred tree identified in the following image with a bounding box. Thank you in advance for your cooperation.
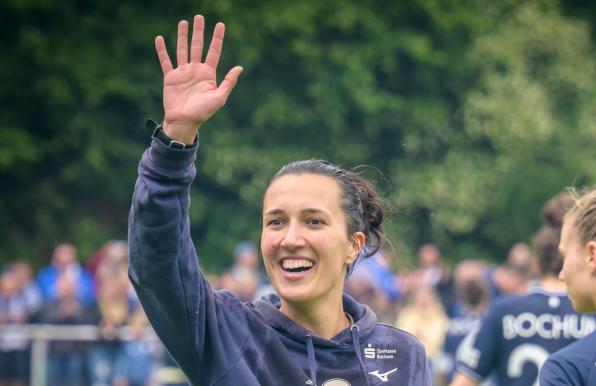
[0,0,594,271]
[395,0,596,261]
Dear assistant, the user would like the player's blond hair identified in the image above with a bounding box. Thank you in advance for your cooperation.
[565,188,596,244]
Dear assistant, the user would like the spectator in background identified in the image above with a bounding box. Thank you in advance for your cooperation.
[418,244,443,286]
[94,241,139,309]
[417,244,456,316]
[489,262,529,297]
[85,274,132,386]
[86,240,139,385]
[87,240,128,284]
[11,261,42,317]
[345,248,400,323]
[113,309,156,386]
[219,241,264,301]
[39,274,88,386]
[0,267,30,386]
[436,260,491,386]
[37,243,95,305]
[396,284,448,371]
[506,243,532,273]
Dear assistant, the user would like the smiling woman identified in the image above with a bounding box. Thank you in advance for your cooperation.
[261,165,373,338]
[128,14,431,386]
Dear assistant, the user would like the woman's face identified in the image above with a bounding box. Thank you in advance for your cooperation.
[261,173,363,308]
[559,219,594,313]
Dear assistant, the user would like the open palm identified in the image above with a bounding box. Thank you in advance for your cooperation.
[156,16,243,143]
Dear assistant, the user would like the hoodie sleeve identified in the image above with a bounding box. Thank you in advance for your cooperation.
[128,138,249,385]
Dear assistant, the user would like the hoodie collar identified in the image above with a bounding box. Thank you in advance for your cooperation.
[254,292,377,345]
[255,293,375,386]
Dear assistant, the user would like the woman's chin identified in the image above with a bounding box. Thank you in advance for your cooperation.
[275,285,313,304]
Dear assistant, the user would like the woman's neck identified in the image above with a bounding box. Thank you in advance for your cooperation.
[539,276,567,292]
[280,295,352,340]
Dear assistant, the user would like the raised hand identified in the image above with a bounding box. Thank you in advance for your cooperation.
[155,15,243,144]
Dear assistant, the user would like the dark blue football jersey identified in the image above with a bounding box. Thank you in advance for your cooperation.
[438,312,482,382]
[456,288,595,386]
[540,330,596,386]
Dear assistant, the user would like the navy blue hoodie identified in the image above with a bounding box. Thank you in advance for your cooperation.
[128,136,432,386]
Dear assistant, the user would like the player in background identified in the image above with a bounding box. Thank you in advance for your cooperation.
[435,260,491,386]
[540,189,596,385]
[449,194,596,386]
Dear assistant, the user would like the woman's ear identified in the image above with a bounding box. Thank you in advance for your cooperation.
[587,240,596,274]
[347,232,366,265]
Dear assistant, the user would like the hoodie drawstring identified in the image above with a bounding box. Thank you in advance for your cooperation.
[305,334,318,386]
[304,325,371,386]
[351,325,372,386]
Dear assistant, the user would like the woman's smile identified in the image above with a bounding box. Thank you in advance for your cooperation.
[277,256,317,281]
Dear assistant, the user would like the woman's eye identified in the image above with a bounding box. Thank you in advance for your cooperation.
[268,219,284,226]
[307,218,324,226]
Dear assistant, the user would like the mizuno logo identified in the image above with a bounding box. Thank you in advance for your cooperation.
[368,368,397,382]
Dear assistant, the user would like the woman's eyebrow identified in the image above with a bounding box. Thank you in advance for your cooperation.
[302,208,330,216]
[264,208,330,216]
[264,208,285,216]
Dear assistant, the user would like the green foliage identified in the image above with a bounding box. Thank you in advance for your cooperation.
[1,0,595,271]
[393,0,596,262]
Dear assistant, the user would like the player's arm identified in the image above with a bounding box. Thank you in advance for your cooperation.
[449,373,478,386]
[128,15,243,383]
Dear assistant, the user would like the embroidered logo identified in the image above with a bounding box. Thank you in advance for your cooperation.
[363,343,397,360]
[368,368,397,382]
[364,343,376,359]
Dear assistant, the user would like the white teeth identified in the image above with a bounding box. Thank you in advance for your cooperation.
[281,259,314,270]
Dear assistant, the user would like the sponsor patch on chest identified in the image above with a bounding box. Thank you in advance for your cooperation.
[364,343,397,360]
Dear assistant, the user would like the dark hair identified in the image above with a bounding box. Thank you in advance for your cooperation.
[542,192,574,228]
[532,226,562,276]
[459,279,489,310]
[268,159,387,271]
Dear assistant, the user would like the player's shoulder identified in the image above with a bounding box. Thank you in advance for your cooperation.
[541,331,596,385]
[490,293,524,308]
[372,323,427,353]
[553,330,596,359]
[484,293,526,317]
[490,288,569,313]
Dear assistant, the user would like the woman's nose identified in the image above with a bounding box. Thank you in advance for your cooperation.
[280,222,306,250]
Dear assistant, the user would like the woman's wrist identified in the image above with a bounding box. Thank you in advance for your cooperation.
[163,119,202,145]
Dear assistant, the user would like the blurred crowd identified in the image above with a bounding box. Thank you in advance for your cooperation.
[0,241,186,386]
[0,237,537,386]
